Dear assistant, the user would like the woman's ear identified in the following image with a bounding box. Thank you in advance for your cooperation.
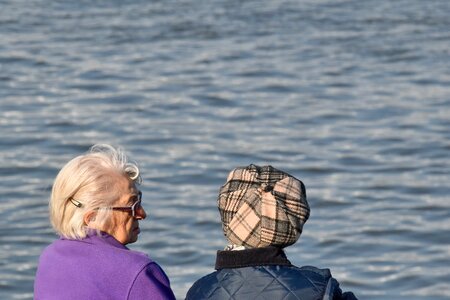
[83,211,97,226]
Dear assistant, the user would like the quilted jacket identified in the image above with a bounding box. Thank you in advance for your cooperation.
[186,247,357,300]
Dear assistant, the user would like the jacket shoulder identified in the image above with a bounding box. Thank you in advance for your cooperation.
[186,265,334,300]
[298,265,332,278]
[186,271,220,299]
[47,237,152,267]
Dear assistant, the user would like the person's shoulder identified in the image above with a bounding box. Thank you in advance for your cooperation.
[257,264,332,281]
[297,265,332,278]
[45,236,153,269]
[188,271,221,289]
[102,243,153,269]
[38,238,69,259]
[186,271,221,300]
[259,265,333,291]
[296,266,359,300]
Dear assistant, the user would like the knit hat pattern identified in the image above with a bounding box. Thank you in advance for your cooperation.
[218,164,310,248]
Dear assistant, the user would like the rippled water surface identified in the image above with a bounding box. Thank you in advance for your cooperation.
[1,0,449,299]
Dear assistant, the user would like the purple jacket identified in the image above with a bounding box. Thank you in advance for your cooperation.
[34,231,176,300]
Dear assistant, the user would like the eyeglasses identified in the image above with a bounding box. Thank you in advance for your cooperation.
[69,191,143,218]
[109,191,143,218]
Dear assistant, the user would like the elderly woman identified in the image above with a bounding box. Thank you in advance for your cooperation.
[186,164,357,300]
[34,144,175,300]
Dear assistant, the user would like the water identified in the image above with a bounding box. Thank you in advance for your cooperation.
[1,0,449,299]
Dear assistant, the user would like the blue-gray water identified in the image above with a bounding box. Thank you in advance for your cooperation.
[1,0,449,299]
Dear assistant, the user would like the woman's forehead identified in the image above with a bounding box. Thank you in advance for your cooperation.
[113,176,139,198]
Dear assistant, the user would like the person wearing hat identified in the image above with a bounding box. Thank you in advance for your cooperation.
[186,164,357,300]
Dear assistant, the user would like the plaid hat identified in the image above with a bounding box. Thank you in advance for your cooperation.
[218,164,310,248]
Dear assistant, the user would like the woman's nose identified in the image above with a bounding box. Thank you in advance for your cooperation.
[136,206,147,220]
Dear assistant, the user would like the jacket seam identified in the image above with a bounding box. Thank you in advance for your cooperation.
[126,262,154,299]
[322,277,333,300]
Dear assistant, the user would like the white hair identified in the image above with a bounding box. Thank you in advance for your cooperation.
[49,144,141,239]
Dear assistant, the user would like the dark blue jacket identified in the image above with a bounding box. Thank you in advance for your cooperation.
[186,247,357,300]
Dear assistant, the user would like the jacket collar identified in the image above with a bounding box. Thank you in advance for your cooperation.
[215,246,292,270]
[61,229,128,250]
